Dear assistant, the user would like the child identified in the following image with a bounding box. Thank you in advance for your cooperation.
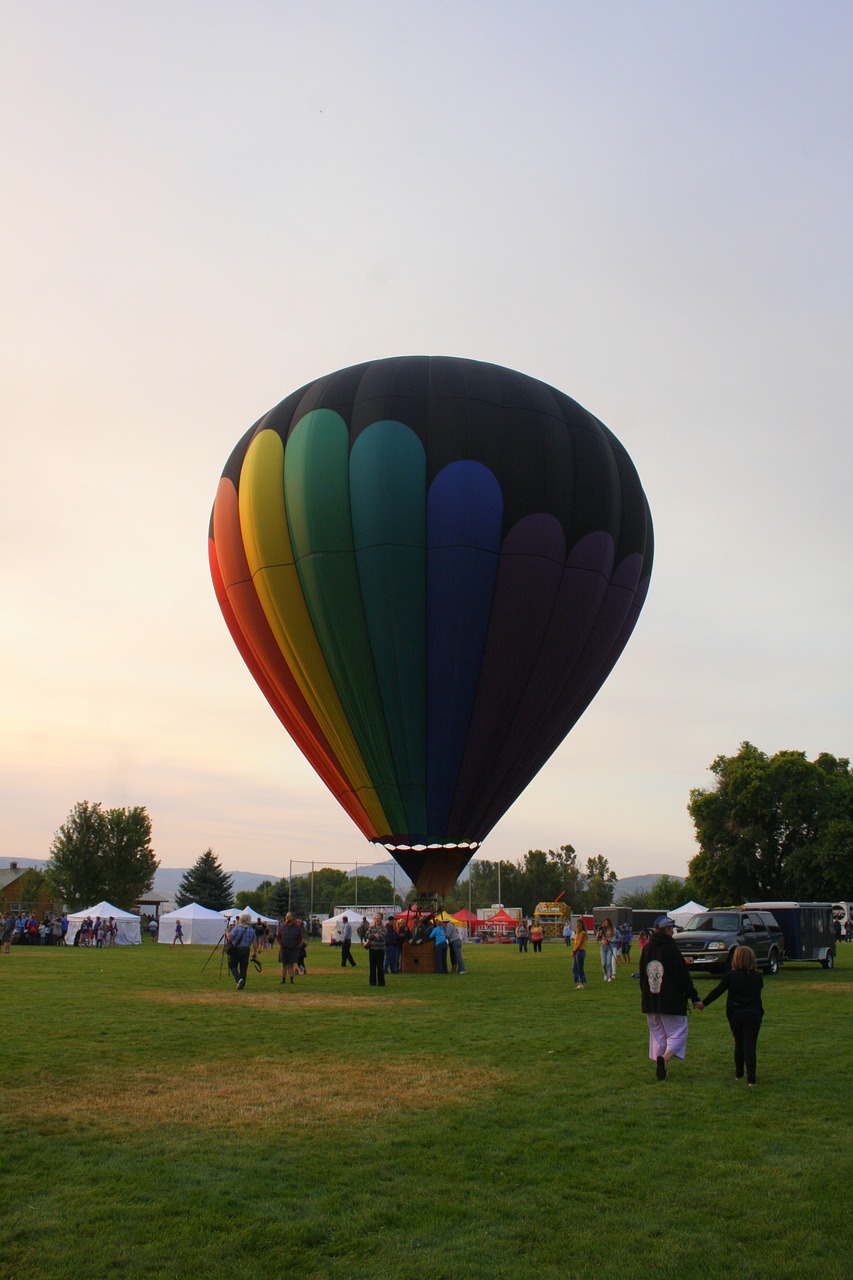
[698,945,764,1086]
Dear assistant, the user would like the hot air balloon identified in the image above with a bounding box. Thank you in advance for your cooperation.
[209,356,653,895]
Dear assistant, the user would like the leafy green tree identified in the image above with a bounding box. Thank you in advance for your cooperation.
[548,845,587,913]
[302,868,352,915]
[583,855,617,910]
[234,880,274,915]
[647,874,688,911]
[47,801,158,911]
[617,887,653,909]
[17,868,52,913]
[687,743,853,903]
[175,849,233,911]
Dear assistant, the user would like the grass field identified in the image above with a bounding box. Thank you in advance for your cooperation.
[1,936,851,1280]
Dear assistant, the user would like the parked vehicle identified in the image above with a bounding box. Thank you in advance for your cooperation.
[742,902,836,969]
[672,908,784,975]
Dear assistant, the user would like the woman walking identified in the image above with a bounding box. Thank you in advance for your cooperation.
[600,918,617,981]
[572,919,588,989]
[698,946,764,1086]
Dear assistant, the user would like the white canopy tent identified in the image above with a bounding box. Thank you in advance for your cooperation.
[158,902,227,945]
[321,911,374,944]
[66,901,141,946]
[221,905,279,927]
[670,901,707,929]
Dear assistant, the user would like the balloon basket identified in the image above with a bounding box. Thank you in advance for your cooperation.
[402,940,437,975]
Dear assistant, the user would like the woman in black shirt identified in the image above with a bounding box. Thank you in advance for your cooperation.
[700,945,764,1086]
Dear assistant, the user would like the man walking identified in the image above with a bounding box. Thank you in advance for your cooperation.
[340,915,357,968]
[640,915,703,1079]
[225,911,259,991]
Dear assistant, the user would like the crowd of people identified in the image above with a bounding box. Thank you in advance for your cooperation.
[4,897,779,1084]
[1,911,68,948]
[334,910,468,985]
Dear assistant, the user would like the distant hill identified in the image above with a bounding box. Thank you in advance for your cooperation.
[4,857,682,908]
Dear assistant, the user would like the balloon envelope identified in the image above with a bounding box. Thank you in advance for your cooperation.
[209,356,653,894]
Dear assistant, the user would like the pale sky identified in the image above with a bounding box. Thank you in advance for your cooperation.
[2,1,851,885]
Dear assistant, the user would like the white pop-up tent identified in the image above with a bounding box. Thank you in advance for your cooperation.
[322,912,350,945]
[66,901,141,945]
[158,902,227,945]
[221,905,279,926]
[321,911,374,944]
[670,901,707,929]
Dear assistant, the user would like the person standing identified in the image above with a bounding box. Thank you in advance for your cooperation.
[277,912,302,985]
[172,920,184,947]
[340,915,357,968]
[563,921,573,947]
[225,911,258,991]
[1,911,15,955]
[572,919,588,989]
[515,920,529,954]
[430,919,449,974]
[599,919,617,981]
[365,913,386,987]
[530,923,544,953]
[640,915,703,1079]
[384,917,401,975]
[698,946,765,1086]
[445,917,467,974]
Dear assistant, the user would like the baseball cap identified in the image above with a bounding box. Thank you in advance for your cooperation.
[654,915,677,930]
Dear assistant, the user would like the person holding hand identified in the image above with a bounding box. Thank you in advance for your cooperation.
[696,945,764,1087]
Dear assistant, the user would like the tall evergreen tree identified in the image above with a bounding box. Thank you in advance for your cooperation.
[175,849,234,910]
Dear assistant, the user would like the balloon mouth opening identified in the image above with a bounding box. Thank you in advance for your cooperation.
[375,840,480,854]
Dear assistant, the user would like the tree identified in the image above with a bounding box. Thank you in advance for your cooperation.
[618,887,653,909]
[687,743,853,903]
[234,880,274,915]
[17,868,53,913]
[301,868,352,915]
[583,855,617,910]
[175,849,233,911]
[647,874,689,911]
[447,845,608,914]
[47,801,158,911]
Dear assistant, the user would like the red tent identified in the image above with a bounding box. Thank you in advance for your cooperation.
[446,908,479,935]
[483,908,518,933]
[451,908,479,928]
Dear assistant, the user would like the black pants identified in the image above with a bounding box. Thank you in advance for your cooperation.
[369,949,385,986]
[228,947,250,987]
[532,939,542,953]
[728,1009,763,1084]
[341,939,356,967]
